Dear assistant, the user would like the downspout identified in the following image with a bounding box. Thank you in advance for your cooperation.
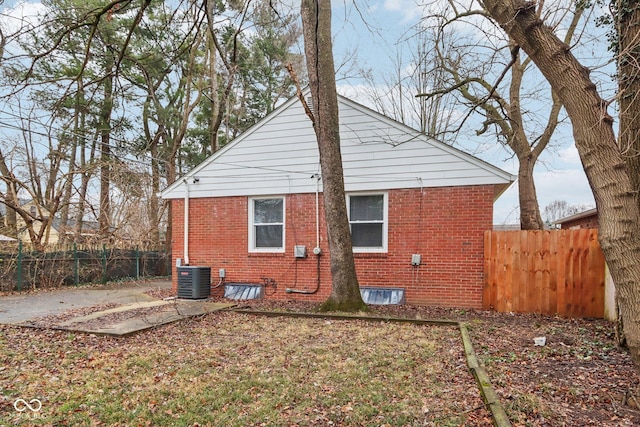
[183,178,190,266]
[286,174,322,294]
[315,173,321,252]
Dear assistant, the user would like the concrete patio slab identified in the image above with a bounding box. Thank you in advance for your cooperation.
[56,300,172,327]
[0,280,172,325]
[1,280,235,336]
[52,301,236,336]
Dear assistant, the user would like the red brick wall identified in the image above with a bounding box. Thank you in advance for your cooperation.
[560,214,599,230]
[171,185,494,308]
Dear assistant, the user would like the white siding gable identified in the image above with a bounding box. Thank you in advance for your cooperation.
[161,93,515,200]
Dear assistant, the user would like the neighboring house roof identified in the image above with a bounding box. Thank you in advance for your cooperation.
[552,208,598,225]
[16,216,100,237]
[161,91,516,200]
[51,218,100,234]
[493,224,521,231]
[0,234,16,241]
[0,198,30,216]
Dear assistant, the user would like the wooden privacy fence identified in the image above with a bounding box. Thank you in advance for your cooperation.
[483,229,606,318]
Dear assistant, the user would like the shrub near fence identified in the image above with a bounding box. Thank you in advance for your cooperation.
[0,243,169,292]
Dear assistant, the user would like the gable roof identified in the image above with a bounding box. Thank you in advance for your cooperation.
[161,92,515,200]
[552,208,598,225]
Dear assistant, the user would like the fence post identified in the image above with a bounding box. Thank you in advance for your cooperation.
[17,240,23,292]
[101,244,107,284]
[166,246,171,277]
[135,247,140,279]
[74,243,79,287]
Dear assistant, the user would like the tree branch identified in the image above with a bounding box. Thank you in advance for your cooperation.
[285,63,315,126]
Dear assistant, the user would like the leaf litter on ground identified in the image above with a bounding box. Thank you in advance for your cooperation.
[2,285,640,426]
[1,311,489,426]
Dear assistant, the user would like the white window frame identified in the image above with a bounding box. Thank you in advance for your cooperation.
[248,196,286,253]
[347,192,388,253]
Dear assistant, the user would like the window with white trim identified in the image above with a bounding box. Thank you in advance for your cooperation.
[249,197,285,252]
[348,193,387,252]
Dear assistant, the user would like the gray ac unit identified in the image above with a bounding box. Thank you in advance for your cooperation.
[177,266,211,299]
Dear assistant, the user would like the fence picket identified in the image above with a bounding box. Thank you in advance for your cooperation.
[484,229,606,318]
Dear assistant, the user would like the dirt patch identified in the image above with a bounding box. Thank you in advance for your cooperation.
[143,286,174,300]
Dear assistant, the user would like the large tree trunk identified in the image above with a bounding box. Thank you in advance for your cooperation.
[517,152,544,230]
[618,2,640,203]
[300,0,366,311]
[508,50,544,230]
[482,0,640,364]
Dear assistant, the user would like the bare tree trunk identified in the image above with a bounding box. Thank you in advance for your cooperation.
[60,85,84,242]
[99,54,114,241]
[618,2,640,203]
[517,152,544,230]
[206,29,220,153]
[165,145,176,255]
[508,50,544,230]
[75,135,95,241]
[300,0,366,311]
[0,149,17,236]
[149,129,161,246]
[482,0,640,365]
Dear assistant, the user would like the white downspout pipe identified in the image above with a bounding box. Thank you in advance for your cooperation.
[315,174,321,252]
[183,178,190,266]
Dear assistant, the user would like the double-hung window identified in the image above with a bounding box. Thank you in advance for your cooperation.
[348,193,387,252]
[249,197,285,252]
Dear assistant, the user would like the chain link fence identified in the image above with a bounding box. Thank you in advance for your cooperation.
[0,242,170,292]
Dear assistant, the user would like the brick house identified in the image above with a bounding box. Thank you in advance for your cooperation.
[161,93,515,308]
[553,208,599,229]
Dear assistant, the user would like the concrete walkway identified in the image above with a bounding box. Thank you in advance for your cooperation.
[0,279,235,336]
[0,280,172,324]
[55,300,235,336]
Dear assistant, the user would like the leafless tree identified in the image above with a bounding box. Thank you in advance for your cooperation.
[409,1,592,230]
[481,0,640,365]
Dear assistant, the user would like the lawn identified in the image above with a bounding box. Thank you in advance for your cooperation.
[1,312,491,426]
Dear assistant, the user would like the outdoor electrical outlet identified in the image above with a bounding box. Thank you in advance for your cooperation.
[219,268,226,278]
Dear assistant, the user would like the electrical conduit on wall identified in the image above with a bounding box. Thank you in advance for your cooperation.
[286,174,322,294]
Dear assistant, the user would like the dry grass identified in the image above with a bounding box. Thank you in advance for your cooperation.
[0,312,491,426]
